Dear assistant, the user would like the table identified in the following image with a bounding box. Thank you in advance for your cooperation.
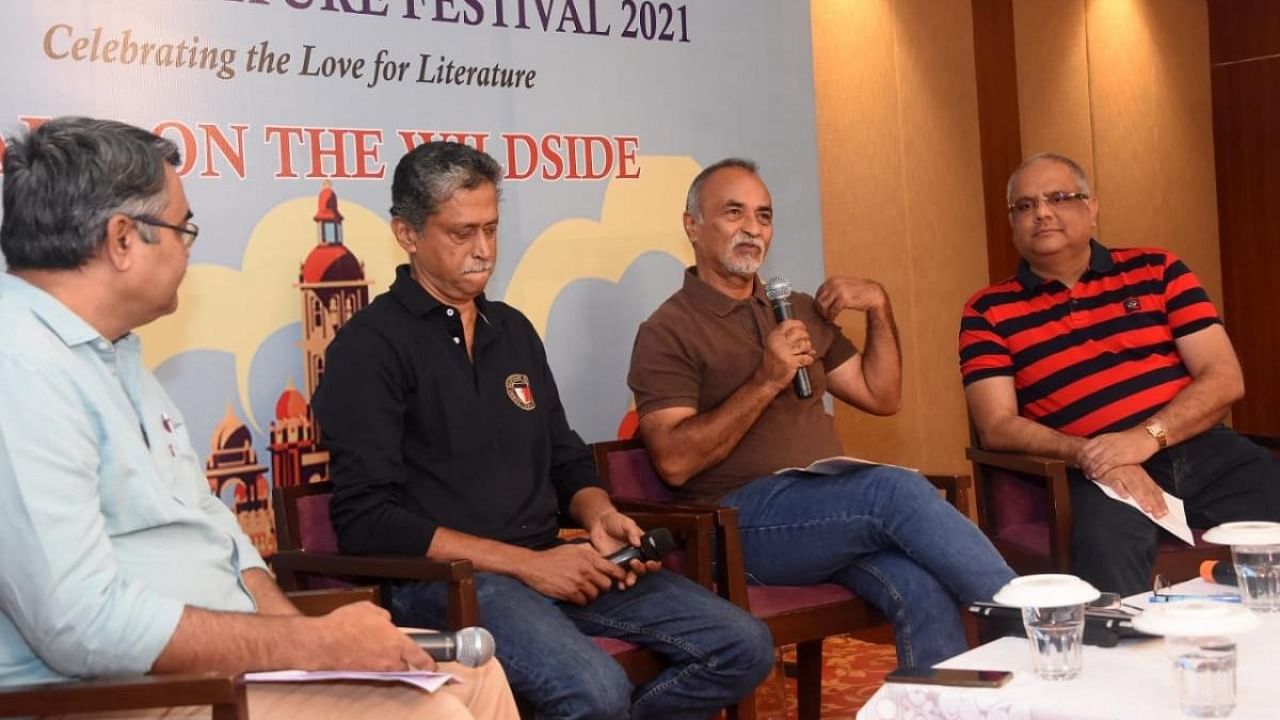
[857,579,1280,719]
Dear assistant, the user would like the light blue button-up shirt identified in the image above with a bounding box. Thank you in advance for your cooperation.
[0,273,267,686]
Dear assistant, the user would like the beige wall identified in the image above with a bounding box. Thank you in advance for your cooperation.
[811,0,1221,475]
[1014,0,1222,304]
[811,0,988,474]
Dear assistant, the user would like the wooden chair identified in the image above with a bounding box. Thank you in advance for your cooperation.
[270,480,719,688]
[0,587,378,720]
[967,430,1280,582]
[592,438,972,720]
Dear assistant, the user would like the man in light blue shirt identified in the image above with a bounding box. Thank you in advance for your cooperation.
[0,117,517,719]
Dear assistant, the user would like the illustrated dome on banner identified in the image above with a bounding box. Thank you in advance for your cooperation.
[275,379,309,421]
[210,403,253,452]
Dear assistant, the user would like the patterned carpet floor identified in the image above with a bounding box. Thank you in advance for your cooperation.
[752,636,898,719]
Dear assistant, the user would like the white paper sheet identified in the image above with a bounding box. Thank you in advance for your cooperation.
[245,669,456,693]
[776,455,919,475]
[1093,481,1194,545]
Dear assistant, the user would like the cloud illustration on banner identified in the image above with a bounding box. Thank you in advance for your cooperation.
[135,198,400,434]
[505,156,699,336]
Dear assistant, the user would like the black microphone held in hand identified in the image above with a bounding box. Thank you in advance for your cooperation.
[407,626,496,668]
[764,276,813,399]
[605,527,677,567]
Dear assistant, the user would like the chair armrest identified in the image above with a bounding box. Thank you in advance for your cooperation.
[271,553,478,629]
[966,447,1068,477]
[286,586,379,616]
[922,473,972,510]
[271,552,473,583]
[1243,433,1280,451]
[966,446,1073,571]
[0,672,247,719]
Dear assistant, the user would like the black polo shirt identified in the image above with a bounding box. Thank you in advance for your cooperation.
[314,264,602,556]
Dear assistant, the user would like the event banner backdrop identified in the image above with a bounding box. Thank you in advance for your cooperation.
[1,0,823,555]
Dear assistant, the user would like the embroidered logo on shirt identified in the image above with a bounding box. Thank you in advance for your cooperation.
[1123,297,1141,313]
[505,374,536,411]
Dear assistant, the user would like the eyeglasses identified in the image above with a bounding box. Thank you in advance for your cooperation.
[131,215,199,249]
[1150,573,1241,603]
[1008,191,1090,216]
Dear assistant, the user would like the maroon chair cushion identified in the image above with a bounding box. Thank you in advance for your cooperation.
[995,521,1052,555]
[607,449,674,503]
[747,583,856,618]
[988,470,1048,529]
[592,636,641,655]
[297,493,340,553]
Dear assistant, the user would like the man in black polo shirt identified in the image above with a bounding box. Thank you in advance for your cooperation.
[960,152,1280,595]
[314,141,772,720]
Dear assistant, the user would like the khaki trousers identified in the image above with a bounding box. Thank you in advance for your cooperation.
[46,660,518,720]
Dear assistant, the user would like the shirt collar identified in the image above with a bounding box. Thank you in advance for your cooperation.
[390,263,494,324]
[0,273,106,347]
[680,267,768,318]
[1015,239,1114,289]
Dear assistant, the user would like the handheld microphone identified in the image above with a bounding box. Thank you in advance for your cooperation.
[605,527,677,567]
[764,276,813,399]
[407,626,496,668]
[1200,560,1237,587]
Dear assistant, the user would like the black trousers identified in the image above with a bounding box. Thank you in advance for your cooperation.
[1068,425,1280,596]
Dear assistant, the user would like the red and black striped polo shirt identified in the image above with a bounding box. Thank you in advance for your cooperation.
[958,241,1220,438]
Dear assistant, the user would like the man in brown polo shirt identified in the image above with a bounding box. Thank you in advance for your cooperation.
[627,158,1015,669]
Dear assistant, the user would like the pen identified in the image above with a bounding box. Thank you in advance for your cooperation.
[1148,593,1241,603]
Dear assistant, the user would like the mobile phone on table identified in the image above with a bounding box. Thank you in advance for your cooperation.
[884,667,1013,688]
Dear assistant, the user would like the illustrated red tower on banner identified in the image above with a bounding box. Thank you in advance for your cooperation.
[268,182,371,490]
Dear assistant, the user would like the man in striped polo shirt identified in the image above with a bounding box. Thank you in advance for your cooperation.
[959,153,1280,595]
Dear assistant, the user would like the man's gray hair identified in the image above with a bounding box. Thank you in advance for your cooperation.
[390,141,503,228]
[1006,152,1092,204]
[685,158,759,221]
[1,117,180,270]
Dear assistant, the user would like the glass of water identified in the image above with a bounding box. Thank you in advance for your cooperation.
[1168,636,1237,717]
[1230,543,1280,612]
[1021,604,1086,680]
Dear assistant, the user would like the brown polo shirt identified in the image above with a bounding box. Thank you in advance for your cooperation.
[627,268,858,502]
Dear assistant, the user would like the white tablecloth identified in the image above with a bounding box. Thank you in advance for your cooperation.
[857,580,1280,720]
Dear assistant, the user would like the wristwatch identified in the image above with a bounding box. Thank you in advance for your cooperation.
[1143,419,1168,449]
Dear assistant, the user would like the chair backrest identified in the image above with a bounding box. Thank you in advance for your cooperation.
[591,438,674,502]
[273,481,340,554]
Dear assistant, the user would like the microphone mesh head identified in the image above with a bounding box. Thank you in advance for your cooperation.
[454,627,496,668]
[639,528,678,561]
[764,276,791,301]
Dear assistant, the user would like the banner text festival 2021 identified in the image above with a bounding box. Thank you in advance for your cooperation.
[203,0,692,42]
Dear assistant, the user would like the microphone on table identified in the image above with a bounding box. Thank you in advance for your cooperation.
[1201,560,1238,587]
[764,276,813,399]
[408,626,496,667]
[605,527,677,567]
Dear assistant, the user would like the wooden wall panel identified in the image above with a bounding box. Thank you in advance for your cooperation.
[972,0,1023,283]
[1208,0,1280,64]
[1086,0,1223,309]
[1209,2,1280,435]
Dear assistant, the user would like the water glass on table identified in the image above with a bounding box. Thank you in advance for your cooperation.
[993,574,1100,681]
[1231,544,1280,611]
[1133,601,1259,718]
[1203,521,1280,612]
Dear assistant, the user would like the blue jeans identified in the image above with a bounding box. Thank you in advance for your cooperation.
[391,569,773,720]
[721,465,1016,669]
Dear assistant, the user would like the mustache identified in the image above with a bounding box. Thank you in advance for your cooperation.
[730,233,765,252]
[462,263,495,275]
